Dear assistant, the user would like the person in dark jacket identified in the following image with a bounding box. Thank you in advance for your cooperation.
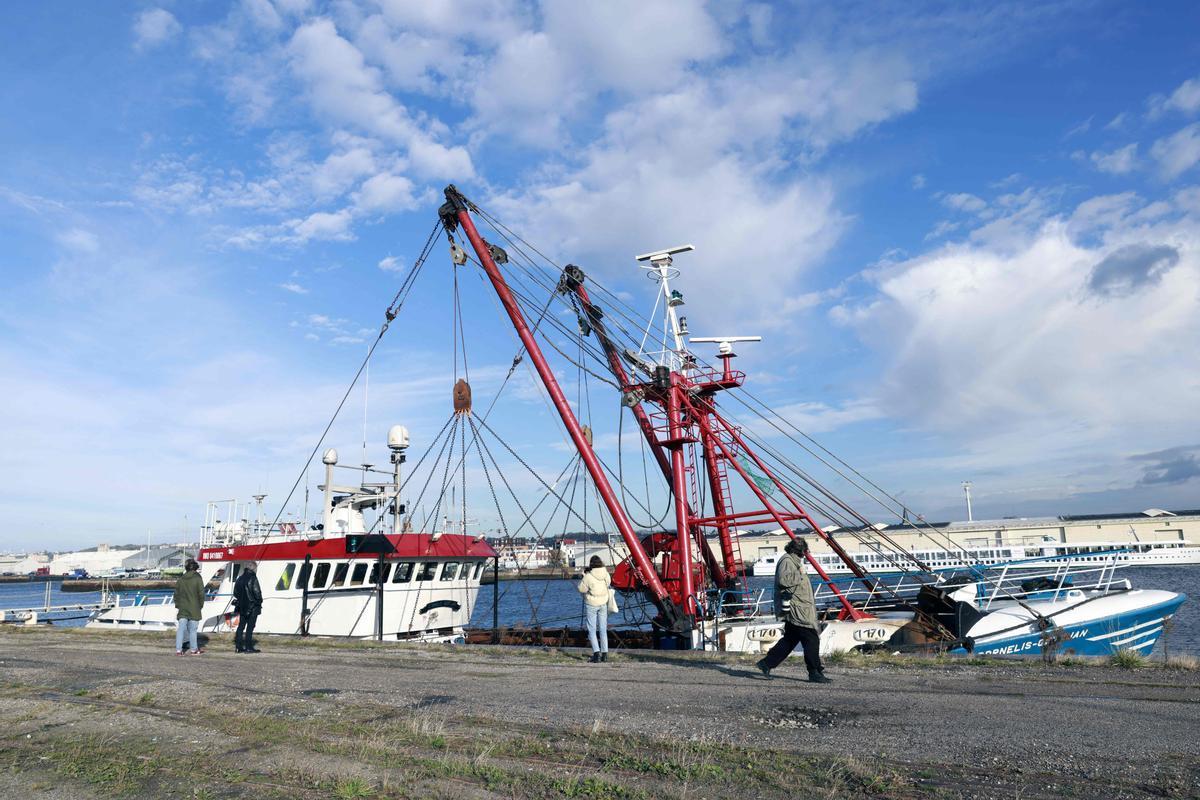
[755,538,831,683]
[173,558,205,655]
[232,561,263,653]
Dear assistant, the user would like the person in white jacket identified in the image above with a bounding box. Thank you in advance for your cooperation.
[577,555,614,662]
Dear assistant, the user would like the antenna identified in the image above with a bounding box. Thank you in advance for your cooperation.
[689,336,762,380]
[689,336,762,357]
[635,244,694,262]
[962,481,974,522]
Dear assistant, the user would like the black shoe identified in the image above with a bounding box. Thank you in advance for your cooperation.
[600,652,608,663]
[808,672,832,684]
[589,652,600,663]
[755,658,772,678]
[245,647,261,654]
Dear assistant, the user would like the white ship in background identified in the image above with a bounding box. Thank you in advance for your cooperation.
[748,508,1200,576]
[751,536,1200,576]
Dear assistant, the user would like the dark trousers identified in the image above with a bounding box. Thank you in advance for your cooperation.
[762,622,823,674]
[235,611,259,650]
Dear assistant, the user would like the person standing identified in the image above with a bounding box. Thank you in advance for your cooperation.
[577,555,613,663]
[173,558,205,656]
[756,538,830,683]
[233,561,263,654]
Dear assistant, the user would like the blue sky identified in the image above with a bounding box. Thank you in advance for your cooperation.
[2,1,1199,551]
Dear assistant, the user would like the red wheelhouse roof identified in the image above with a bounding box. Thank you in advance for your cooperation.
[198,533,497,563]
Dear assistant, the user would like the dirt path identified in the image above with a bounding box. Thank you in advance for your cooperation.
[1,627,1197,799]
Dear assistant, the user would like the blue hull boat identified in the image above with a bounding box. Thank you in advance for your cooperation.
[959,589,1186,658]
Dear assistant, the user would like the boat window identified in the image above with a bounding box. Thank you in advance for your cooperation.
[417,562,438,581]
[350,563,369,585]
[473,562,484,580]
[369,562,392,584]
[392,562,414,583]
[441,562,459,581]
[276,563,296,591]
[331,562,349,587]
[231,564,242,581]
[312,562,330,588]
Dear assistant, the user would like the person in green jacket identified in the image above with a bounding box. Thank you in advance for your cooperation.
[173,558,205,655]
[755,538,830,682]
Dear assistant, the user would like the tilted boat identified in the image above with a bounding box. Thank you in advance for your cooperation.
[426,185,1185,659]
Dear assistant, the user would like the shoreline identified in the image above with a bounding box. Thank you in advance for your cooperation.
[1,626,1196,799]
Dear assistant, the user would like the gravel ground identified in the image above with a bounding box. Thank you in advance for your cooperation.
[1,627,1197,799]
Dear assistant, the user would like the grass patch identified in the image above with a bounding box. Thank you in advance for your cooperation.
[41,734,161,795]
[333,776,376,798]
[1163,654,1200,671]
[824,648,852,665]
[1109,649,1148,669]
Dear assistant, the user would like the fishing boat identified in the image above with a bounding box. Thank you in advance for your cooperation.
[88,430,495,642]
[422,185,1186,658]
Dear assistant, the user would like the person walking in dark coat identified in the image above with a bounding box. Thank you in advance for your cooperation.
[756,538,831,683]
[232,561,263,653]
[173,558,205,655]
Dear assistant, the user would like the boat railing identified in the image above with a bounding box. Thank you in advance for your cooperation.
[977,549,1130,610]
[799,548,1133,613]
[811,572,936,610]
[712,587,774,619]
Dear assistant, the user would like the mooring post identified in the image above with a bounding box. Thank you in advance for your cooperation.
[299,554,312,636]
[492,555,499,644]
[375,553,385,642]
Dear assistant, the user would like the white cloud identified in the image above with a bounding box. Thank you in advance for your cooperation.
[242,0,283,31]
[770,400,883,434]
[377,255,404,272]
[287,208,355,241]
[1063,116,1092,139]
[1089,143,1138,175]
[911,174,926,190]
[1105,112,1129,131]
[58,228,99,254]
[1148,75,1200,118]
[479,39,923,330]
[942,193,987,213]
[924,220,959,241]
[354,172,417,212]
[833,188,1200,472]
[279,281,308,294]
[287,18,473,179]
[133,9,181,50]
[311,146,376,198]
[1150,122,1200,180]
[541,0,723,95]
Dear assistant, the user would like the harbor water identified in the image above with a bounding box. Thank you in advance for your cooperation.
[4,567,1196,656]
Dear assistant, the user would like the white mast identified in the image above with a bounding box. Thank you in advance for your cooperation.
[636,245,694,371]
[387,425,410,536]
[322,449,338,533]
[962,481,974,522]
